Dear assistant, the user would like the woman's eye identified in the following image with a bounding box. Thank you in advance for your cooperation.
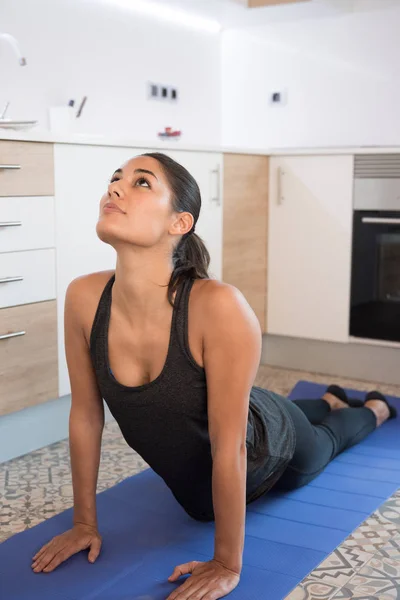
[136,177,150,188]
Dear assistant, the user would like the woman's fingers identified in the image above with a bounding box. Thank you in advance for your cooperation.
[168,578,206,600]
[88,537,102,563]
[42,546,72,573]
[31,526,102,573]
[32,542,59,571]
[33,540,68,572]
[32,541,52,562]
[32,548,60,572]
[168,561,200,582]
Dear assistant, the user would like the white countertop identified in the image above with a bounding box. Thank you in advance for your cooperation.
[2,128,400,156]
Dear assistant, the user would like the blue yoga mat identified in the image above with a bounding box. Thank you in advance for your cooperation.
[1,381,400,600]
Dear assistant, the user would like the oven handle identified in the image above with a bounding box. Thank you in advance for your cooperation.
[362,217,400,225]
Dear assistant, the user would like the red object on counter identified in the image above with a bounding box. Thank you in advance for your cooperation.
[158,126,182,139]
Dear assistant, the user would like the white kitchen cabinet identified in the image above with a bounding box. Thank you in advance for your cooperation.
[54,144,223,396]
[0,249,56,308]
[0,196,55,253]
[267,155,354,343]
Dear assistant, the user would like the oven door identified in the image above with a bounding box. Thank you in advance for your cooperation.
[350,210,400,342]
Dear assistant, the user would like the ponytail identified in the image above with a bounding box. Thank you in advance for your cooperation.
[168,231,210,306]
[140,152,211,306]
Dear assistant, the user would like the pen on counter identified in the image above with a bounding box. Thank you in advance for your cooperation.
[76,96,87,118]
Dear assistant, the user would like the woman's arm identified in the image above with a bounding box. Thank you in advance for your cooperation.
[204,283,261,573]
[31,276,107,574]
[65,277,105,529]
[167,282,261,599]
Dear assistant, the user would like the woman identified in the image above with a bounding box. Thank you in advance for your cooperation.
[31,153,396,599]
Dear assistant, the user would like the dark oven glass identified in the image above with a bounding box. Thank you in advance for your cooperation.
[350,211,400,342]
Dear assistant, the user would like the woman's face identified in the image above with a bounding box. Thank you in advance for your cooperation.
[96,156,192,248]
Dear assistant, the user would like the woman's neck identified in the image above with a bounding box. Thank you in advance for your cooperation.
[113,245,174,321]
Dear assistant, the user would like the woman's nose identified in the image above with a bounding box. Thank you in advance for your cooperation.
[107,182,121,198]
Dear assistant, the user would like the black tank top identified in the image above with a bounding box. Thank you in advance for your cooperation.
[90,275,296,521]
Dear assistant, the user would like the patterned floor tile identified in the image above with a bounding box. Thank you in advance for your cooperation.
[285,586,307,600]
[342,512,399,554]
[378,497,400,528]
[380,536,400,562]
[285,580,340,599]
[299,546,375,588]
[332,555,400,599]
[0,420,148,543]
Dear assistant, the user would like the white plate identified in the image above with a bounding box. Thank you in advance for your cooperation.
[0,120,38,130]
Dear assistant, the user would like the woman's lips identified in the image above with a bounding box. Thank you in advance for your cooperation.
[103,202,125,214]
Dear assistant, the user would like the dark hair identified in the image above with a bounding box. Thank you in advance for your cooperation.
[141,152,210,305]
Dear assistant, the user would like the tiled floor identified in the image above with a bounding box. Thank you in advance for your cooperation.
[1,364,400,599]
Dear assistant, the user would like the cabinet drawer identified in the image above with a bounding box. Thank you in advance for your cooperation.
[0,249,56,308]
[0,141,54,196]
[0,196,55,252]
[0,300,58,415]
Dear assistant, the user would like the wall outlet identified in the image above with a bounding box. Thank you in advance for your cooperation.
[270,89,288,106]
[149,83,158,98]
[148,82,178,102]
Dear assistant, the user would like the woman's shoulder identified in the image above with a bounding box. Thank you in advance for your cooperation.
[65,270,115,341]
[190,279,261,364]
[193,278,237,298]
[67,270,115,296]
[191,278,258,325]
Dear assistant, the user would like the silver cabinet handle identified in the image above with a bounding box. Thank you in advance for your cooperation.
[0,221,22,227]
[0,164,21,170]
[211,166,221,206]
[0,330,26,341]
[362,217,400,225]
[277,166,285,205]
[0,276,23,284]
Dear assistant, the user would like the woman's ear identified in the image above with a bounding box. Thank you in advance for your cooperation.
[169,212,194,236]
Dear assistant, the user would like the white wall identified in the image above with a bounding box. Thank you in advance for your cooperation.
[221,4,400,149]
[0,0,221,146]
[3,1,400,151]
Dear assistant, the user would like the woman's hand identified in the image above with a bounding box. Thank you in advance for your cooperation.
[167,559,240,600]
[31,523,102,573]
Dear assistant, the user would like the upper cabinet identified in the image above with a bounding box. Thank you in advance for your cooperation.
[267,155,354,343]
[222,153,269,332]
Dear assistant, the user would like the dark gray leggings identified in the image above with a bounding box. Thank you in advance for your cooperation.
[275,397,377,490]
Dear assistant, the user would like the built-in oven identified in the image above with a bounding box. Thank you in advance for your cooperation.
[350,155,400,343]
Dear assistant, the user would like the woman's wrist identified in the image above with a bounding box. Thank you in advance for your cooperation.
[72,508,97,529]
[213,551,242,575]
[73,520,98,529]
[73,503,98,529]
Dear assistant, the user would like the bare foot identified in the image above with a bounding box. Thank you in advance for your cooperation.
[322,392,349,411]
[364,398,390,427]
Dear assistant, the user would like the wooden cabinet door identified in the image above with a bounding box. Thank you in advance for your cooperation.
[268,154,354,342]
[0,141,54,196]
[0,301,58,415]
[222,154,269,332]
